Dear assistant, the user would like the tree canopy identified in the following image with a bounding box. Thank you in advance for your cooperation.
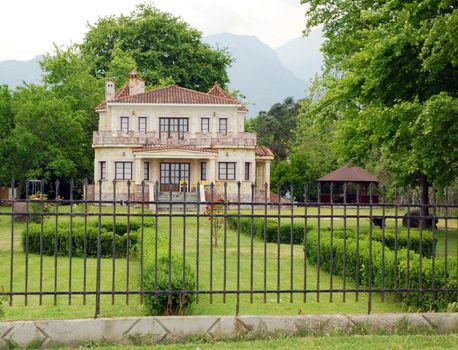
[248,97,299,161]
[301,0,458,189]
[79,3,232,91]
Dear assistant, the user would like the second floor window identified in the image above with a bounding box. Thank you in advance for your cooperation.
[138,117,147,133]
[115,162,132,180]
[159,118,189,137]
[201,118,209,133]
[219,118,227,135]
[120,117,129,133]
[218,162,235,180]
[99,161,106,180]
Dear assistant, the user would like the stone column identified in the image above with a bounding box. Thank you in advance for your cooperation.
[134,157,143,184]
[265,161,271,197]
[208,158,217,184]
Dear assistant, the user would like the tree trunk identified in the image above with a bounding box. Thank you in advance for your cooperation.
[419,174,429,228]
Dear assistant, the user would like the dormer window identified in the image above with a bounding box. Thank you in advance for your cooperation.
[121,117,129,133]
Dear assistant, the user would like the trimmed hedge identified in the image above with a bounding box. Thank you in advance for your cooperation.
[21,218,155,258]
[227,216,314,244]
[229,217,435,257]
[306,230,457,311]
[325,228,435,258]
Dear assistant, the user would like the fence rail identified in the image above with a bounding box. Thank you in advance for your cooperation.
[0,179,457,317]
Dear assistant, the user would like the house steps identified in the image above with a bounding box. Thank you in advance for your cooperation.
[156,191,199,211]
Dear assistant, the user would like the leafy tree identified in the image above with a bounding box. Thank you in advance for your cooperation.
[271,97,337,200]
[80,3,232,91]
[0,85,14,139]
[105,44,138,87]
[301,0,458,212]
[0,86,89,188]
[250,97,298,161]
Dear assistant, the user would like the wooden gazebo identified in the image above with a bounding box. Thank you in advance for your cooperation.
[317,166,379,203]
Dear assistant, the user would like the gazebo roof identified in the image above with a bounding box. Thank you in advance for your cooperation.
[317,166,378,183]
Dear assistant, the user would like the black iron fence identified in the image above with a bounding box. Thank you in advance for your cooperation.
[0,179,457,317]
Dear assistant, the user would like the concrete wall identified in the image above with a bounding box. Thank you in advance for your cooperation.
[102,105,244,134]
[1,314,456,348]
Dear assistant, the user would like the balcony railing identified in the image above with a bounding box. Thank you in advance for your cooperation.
[93,131,257,147]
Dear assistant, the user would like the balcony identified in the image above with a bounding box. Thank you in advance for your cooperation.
[93,131,257,148]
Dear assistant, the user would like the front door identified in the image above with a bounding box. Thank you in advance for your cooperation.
[160,163,190,192]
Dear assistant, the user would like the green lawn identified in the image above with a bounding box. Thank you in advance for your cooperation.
[54,334,458,350]
[0,204,456,320]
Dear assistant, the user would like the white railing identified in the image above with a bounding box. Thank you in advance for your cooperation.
[93,131,257,147]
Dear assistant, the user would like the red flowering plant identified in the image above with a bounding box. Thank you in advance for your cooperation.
[204,198,225,247]
[29,192,52,223]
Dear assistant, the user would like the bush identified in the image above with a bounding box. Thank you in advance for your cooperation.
[143,248,195,315]
[141,230,196,316]
[305,230,457,311]
[323,228,435,258]
[227,216,314,244]
[22,221,140,258]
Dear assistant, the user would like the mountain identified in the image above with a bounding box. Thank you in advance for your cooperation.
[204,33,307,116]
[0,33,324,116]
[275,29,324,84]
[0,55,43,88]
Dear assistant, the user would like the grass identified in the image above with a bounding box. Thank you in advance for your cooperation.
[54,334,458,349]
[0,204,456,320]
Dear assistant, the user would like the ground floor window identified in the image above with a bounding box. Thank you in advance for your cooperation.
[115,162,132,180]
[201,162,207,180]
[218,162,235,180]
[99,161,106,180]
[143,162,150,180]
[245,162,251,181]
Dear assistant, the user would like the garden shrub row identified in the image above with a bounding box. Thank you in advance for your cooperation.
[325,228,435,258]
[21,217,155,258]
[227,216,314,244]
[228,217,435,257]
[305,230,457,311]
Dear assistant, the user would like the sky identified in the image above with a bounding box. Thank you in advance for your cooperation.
[0,0,308,61]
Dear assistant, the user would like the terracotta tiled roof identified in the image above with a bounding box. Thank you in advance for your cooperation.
[133,145,218,153]
[95,83,131,111]
[95,83,248,112]
[114,84,130,99]
[255,146,274,157]
[318,166,378,182]
[208,83,249,112]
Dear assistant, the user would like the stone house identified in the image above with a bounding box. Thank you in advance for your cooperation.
[92,71,274,205]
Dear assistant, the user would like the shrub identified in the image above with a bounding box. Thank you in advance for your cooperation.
[144,239,196,315]
[305,230,456,311]
[227,216,314,244]
[22,221,139,258]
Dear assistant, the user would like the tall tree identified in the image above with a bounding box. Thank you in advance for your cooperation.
[271,96,337,200]
[301,0,458,212]
[249,97,298,161]
[79,3,232,91]
[0,86,89,187]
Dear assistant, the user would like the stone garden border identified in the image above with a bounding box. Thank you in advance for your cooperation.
[0,313,457,348]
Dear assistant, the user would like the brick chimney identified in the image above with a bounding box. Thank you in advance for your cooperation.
[128,70,145,96]
[105,79,115,101]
